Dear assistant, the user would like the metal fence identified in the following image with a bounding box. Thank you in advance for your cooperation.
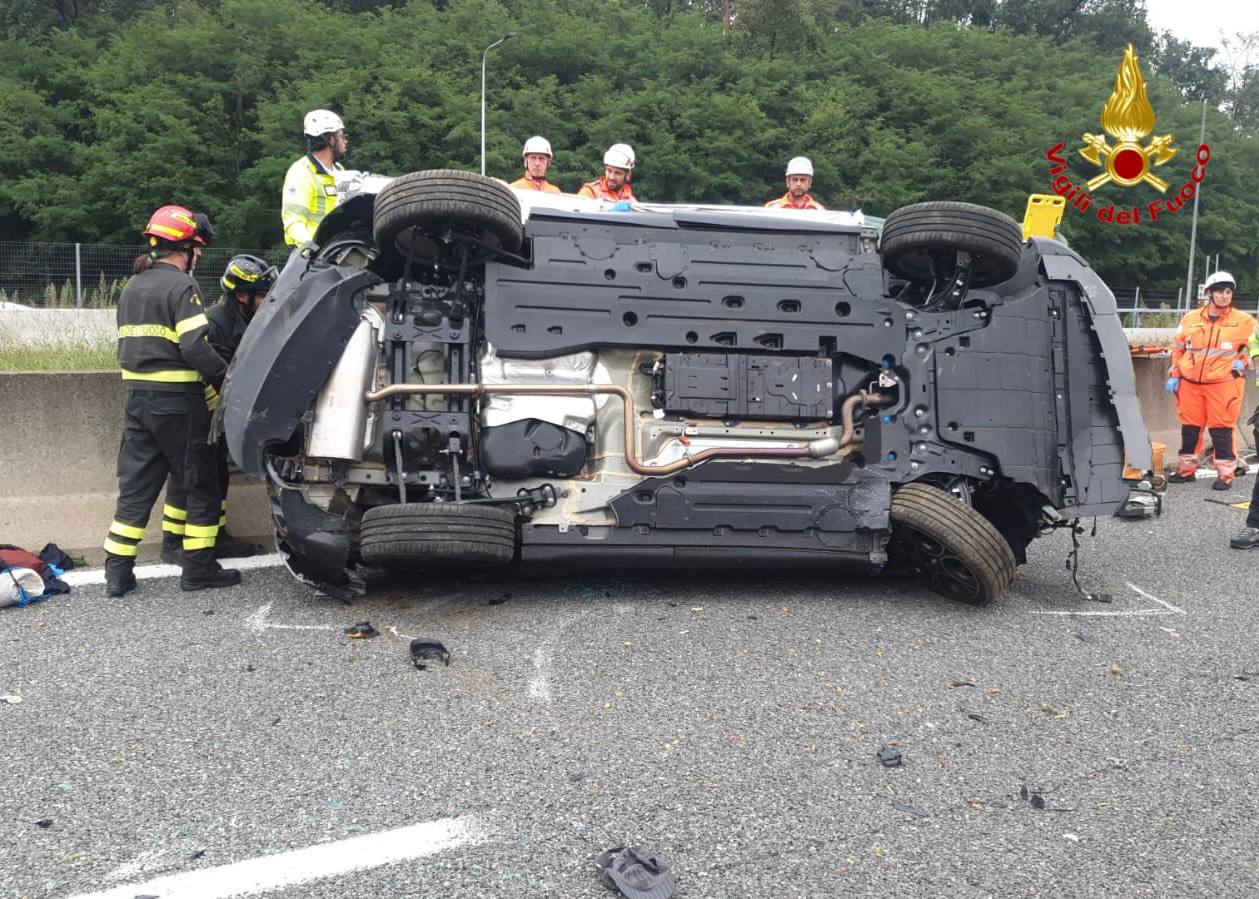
[0,241,289,308]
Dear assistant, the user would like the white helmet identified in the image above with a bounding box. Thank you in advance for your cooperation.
[522,135,553,157]
[303,109,345,137]
[786,156,814,177]
[603,143,635,170]
[1204,270,1236,291]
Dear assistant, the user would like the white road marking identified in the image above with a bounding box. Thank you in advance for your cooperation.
[1124,581,1186,615]
[60,553,284,588]
[1030,582,1186,617]
[529,646,553,700]
[66,814,488,899]
[244,603,336,636]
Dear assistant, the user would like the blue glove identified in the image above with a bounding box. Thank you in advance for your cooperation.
[608,200,633,212]
[1165,376,1180,395]
[1234,359,1246,374]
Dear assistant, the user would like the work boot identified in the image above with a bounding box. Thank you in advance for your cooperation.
[1230,526,1259,549]
[1212,477,1233,491]
[215,528,264,559]
[104,555,137,598]
[180,548,242,592]
[1166,472,1196,483]
[160,533,184,566]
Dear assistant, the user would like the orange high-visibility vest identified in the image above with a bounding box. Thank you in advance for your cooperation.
[765,192,824,210]
[510,176,562,193]
[578,177,635,202]
[1170,304,1257,383]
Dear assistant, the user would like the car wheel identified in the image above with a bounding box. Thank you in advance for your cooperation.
[359,502,517,568]
[879,201,1023,288]
[372,169,523,258]
[889,482,1016,605]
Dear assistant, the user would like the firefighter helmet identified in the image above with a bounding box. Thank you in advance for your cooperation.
[221,254,277,295]
[143,205,211,249]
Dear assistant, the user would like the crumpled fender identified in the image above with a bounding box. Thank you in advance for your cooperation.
[222,264,381,477]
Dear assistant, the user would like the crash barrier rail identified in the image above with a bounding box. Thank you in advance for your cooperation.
[0,359,1252,557]
[0,241,288,309]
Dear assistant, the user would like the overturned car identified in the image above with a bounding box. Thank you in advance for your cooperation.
[221,170,1151,604]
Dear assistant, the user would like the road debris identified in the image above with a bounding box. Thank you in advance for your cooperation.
[35,819,52,828]
[2,694,22,705]
[409,638,451,670]
[595,846,677,899]
[344,621,379,640]
[893,801,928,817]
[876,746,903,768]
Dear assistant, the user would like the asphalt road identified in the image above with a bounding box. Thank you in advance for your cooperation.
[2,479,1257,898]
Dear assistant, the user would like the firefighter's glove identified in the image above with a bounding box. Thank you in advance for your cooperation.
[1164,376,1181,395]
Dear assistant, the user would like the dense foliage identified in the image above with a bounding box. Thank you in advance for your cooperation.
[3,0,1257,291]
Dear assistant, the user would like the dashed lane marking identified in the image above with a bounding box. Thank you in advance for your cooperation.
[59,553,285,588]
[66,814,489,899]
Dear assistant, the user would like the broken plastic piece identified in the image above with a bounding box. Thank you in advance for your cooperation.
[595,846,676,899]
[877,746,903,767]
[410,638,451,670]
[893,801,928,817]
[344,621,379,640]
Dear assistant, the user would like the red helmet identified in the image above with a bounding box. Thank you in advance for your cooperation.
[143,205,213,248]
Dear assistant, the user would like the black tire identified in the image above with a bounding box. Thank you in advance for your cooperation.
[889,482,1017,605]
[372,169,523,258]
[879,201,1023,288]
[359,502,517,568]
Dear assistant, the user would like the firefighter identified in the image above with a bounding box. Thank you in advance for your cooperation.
[765,157,825,210]
[1231,335,1259,549]
[510,136,563,193]
[103,206,241,596]
[201,254,278,558]
[281,108,348,247]
[1166,271,1257,491]
[578,144,637,202]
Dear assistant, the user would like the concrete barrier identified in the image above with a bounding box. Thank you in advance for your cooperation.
[0,371,271,561]
[0,360,1254,560]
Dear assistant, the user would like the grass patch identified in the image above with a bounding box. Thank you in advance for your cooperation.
[0,338,117,371]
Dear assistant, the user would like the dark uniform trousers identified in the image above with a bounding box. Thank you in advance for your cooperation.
[104,389,222,566]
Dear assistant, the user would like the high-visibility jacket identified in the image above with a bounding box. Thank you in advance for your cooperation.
[1170,304,1257,383]
[281,154,344,246]
[1249,326,1259,363]
[577,177,635,203]
[765,192,825,210]
[115,265,226,392]
[510,175,563,193]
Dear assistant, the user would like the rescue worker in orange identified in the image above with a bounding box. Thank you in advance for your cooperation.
[578,144,636,202]
[510,136,562,193]
[1167,271,1256,490]
[765,157,825,210]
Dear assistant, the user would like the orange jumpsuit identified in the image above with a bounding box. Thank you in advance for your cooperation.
[765,192,825,210]
[509,176,562,193]
[578,177,635,202]
[1170,303,1257,481]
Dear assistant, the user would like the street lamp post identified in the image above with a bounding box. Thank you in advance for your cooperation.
[481,32,517,176]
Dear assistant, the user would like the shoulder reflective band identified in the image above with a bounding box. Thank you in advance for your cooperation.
[175,312,210,336]
[118,323,179,342]
[120,368,202,383]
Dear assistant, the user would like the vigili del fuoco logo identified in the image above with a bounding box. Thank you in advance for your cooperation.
[1044,43,1211,226]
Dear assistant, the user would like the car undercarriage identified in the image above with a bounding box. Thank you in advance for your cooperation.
[221,170,1152,605]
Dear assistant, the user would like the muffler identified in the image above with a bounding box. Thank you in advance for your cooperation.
[307,317,379,461]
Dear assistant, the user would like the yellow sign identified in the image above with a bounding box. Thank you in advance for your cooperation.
[1078,43,1176,192]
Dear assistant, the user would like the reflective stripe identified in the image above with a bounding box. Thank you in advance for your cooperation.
[183,537,216,550]
[175,312,209,336]
[185,523,219,539]
[109,520,146,540]
[103,538,139,557]
[162,521,186,536]
[205,384,219,411]
[147,223,186,239]
[121,368,201,383]
[218,515,228,527]
[163,504,187,520]
[119,324,179,342]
